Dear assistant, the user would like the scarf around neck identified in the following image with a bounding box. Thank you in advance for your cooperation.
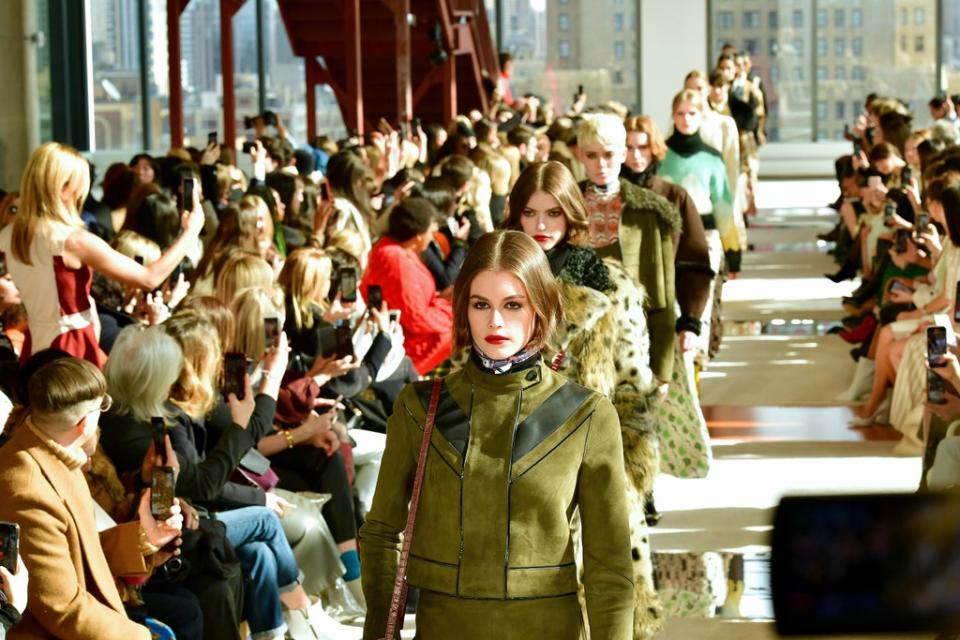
[471,345,541,375]
[620,159,660,186]
[666,130,716,158]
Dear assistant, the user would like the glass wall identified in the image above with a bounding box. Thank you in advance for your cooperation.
[710,0,937,142]
[90,0,144,150]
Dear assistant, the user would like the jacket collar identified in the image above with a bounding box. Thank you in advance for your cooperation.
[462,354,544,392]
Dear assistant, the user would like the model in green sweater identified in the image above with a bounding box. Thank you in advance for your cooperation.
[360,231,634,639]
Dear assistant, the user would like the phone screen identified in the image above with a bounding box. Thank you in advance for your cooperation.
[0,252,6,278]
[151,417,166,466]
[388,310,401,325]
[319,181,330,201]
[917,212,930,235]
[0,522,19,573]
[954,281,960,323]
[883,202,896,222]
[150,467,176,519]
[927,326,948,368]
[902,166,913,184]
[772,492,960,636]
[927,368,947,404]
[242,141,256,154]
[340,268,358,303]
[367,285,383,311]
[208,131,218,146]
[853,139,862,156]
[180,177,195,212]
[895,229,909,253]
[223,352,246,400]
[264,317,280,350]
[335,323,355,359]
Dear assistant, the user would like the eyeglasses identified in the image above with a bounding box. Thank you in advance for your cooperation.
[99,394,112,413]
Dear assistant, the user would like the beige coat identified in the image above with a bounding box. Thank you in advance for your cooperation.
[0,421,150,639]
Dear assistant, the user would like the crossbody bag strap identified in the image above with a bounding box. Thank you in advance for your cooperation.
[381,377,443,639]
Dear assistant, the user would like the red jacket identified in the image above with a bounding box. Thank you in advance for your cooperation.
[361,237,453,375]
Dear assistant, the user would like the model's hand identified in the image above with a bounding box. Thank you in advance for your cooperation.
[0,555,28,614]
[678,330,698,353]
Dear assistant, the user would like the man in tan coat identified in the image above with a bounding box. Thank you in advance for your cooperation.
[0,357,150,639]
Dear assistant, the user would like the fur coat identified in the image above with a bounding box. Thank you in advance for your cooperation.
[543,256,663,639]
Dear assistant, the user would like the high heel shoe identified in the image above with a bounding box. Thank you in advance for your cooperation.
[847,396,890,427]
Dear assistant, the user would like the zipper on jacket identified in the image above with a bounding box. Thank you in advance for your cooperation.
[456,387,474,593]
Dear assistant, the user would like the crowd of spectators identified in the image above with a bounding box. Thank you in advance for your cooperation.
[0,45,769,640]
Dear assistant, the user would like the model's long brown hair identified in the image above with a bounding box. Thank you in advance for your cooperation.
[503,161,590,246]
[451,230,562,353]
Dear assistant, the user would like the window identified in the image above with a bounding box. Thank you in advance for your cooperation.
[768,10,778,28]
[816,66,827,81]
[835,66,846,81]
[851,9,862,27]
[558,0,567,4]
[835,9,845,28]
[613,13,623,32]
[770,65,780,83]
[916,8,925,25]
[835,38,845,56]
[793,9,803,28]
[614,41,625,60]
[613,69,624,84]
[851,65,865,80]
[901,35,908,52]
[901,8,908,25]
[852,37,862,56]
[744,39,758,54]
[744,11,760,28]
[816,101,827,119]
[836,101,845,119]
[92,0,145,150]
[559,41,570,59]
[916,36,925,53]
[816,9,826,27]
[793,66,805,81]
[816,37,827,57]
[717,11,734,29]
[853,100,861,116]
[559,13,569,31]
[768,39,778,57]
[793,38,804,57]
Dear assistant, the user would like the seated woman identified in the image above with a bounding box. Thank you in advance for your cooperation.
[503,161,661,636]
[214,250,277,306]
[360,230,634,640]
[360,198,453,375]
[98,323,345,638]
[230,285,369,611]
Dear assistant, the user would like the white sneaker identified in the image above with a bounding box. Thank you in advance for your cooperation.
[285,602,358,640]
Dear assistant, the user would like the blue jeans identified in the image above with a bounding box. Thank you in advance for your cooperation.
[216,506,303,639]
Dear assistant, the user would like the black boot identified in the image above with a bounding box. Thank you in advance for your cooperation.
[825,260,858,283]
[644,495,661,526]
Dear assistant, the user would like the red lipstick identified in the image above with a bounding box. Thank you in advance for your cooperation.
[484,335,509,345]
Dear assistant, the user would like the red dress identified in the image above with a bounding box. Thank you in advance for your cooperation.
[0,221,107,368]
[361,237,453,375]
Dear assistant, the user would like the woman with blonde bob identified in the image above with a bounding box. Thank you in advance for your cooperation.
[360,230,634,640]
[504,160,661,637]
[0,143,205,366]
[214,250,276,306]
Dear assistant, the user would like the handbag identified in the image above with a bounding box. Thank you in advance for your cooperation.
[379,378,443,640]
[231,448,280,492]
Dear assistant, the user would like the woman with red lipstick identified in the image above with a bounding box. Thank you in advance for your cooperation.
[505,161,662,638]
[360,230,634,640]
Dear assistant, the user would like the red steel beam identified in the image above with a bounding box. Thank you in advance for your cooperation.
[220,0,247,152]
[343,0,364,134]
[305,58,316,142]
[167,0,191,148]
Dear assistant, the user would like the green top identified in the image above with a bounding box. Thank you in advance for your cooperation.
[659,148,739,254]
[360,356,635,639]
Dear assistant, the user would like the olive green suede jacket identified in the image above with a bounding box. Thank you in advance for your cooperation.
[359,357,635,639]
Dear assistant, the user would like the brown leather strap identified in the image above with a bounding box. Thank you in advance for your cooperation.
[381,378,443,639]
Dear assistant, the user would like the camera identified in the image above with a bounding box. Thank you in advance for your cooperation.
[243,111,278,129]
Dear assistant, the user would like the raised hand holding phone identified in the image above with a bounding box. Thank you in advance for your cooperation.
[0,554,27,615]
[139,490,183,547]
[227,372,256,428]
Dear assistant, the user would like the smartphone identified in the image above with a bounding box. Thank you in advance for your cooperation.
[883,202,896,223]
[901,166,913,185]
[412,117,421,131]
[264,317,280,350]
[339,267,358,303]
[843,123,851,138]
[150,467,176,519]
[335,323,355,359]
[151,417,167,465]
[954,281,960,323]
[316,394,344,416]
[367,285,383,311]
[317,326,338,359]
[0,522,19,573]
[928,325,948,368]
[319,181,330,202]
[388,310,401,325]
[916,212,931,240]
[223,351,246,400]
[179,176,195,212]
[893,229,909,253]
[208,131,218,147]
[889,280,914,295]
[771,492,960,636]
[0,252,6,278]
[577,84,584,95]
[852,138,862,156]
[242,141,256,154]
